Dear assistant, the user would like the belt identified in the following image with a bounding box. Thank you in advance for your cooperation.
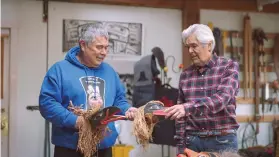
[186,129,237,137]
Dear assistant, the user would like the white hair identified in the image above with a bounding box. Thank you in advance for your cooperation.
[182,24,215,52]
[79,23,109,46]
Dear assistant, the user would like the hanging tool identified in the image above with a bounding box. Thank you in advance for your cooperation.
[243,15,250,99]
[262,48,270,116]
[213,27,224,56]
[253,28,268,135]
[207,21,214,30]
[235,32,241,62]
[247,20,253,98]
[271,35,279,113]
[229,31,235,60]
[229,31,240,62]
[274,35,279,81]
[222,31,228,54]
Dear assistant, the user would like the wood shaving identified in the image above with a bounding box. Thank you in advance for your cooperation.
[68,101,109,157]
[132,100,164,149]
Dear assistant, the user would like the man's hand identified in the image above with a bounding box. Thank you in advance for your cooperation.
[125,107,138,121]
[164,104,186,120]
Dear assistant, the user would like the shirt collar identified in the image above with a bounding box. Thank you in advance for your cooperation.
[193,53,218,71]
[207,53,218,68]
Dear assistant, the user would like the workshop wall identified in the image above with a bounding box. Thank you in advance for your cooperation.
[200,9,279,148]
[2,0,181,157]
[2,0,279,157]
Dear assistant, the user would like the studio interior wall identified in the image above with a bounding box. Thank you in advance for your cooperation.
[2,0,278,157]
[2,0,182,157]
[200,9,279,147]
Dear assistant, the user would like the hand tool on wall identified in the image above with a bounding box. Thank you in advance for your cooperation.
[229,31,241,62]
[247,19,253,98]
[253,28,268,135]
[243,15,250,99]
[235,32,241,62]
[262,49,270,116]
[229,31,235,60]
[222,31,228,55]
[273,35,279,81]
[213,27,224,56]
[207,21,214,30]
[270,35,279,113]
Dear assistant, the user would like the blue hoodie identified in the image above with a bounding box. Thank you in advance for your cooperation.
[39,46,131,150]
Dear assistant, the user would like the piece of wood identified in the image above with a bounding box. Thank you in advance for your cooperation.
[237,115,279,123]
[236,97,254,104]
[243,15,249,99]
[273,35,279,79]
[1,39,3,99]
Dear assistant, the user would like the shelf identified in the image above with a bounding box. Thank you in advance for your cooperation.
[237,115,279,123]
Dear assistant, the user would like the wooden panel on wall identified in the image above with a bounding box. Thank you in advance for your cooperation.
[1,37,4,99]
[49,0,183,9]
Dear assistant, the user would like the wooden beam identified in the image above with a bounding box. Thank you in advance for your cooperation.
[1,37,4,99]
[48,0,279,13]
[49,0,183,9]
[237,115,279,123]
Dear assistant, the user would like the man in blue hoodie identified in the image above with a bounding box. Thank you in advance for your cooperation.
[39,23,137,157]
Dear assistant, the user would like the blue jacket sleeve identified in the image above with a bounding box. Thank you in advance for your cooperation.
[39,67,78,129]
[113,73,131,115]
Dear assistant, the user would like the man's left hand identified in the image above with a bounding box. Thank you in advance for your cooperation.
[125,107,138,121]
[164,104,185,120]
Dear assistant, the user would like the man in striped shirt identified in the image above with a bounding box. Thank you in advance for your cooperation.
[164,24,240,155]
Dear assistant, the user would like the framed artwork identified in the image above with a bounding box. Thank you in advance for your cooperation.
[62,19,143,58]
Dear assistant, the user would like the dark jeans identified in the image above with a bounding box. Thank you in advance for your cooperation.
[185,133,238,153]
[54,146,112,157]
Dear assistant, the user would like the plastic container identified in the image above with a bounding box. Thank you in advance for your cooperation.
[112,144,134,157]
